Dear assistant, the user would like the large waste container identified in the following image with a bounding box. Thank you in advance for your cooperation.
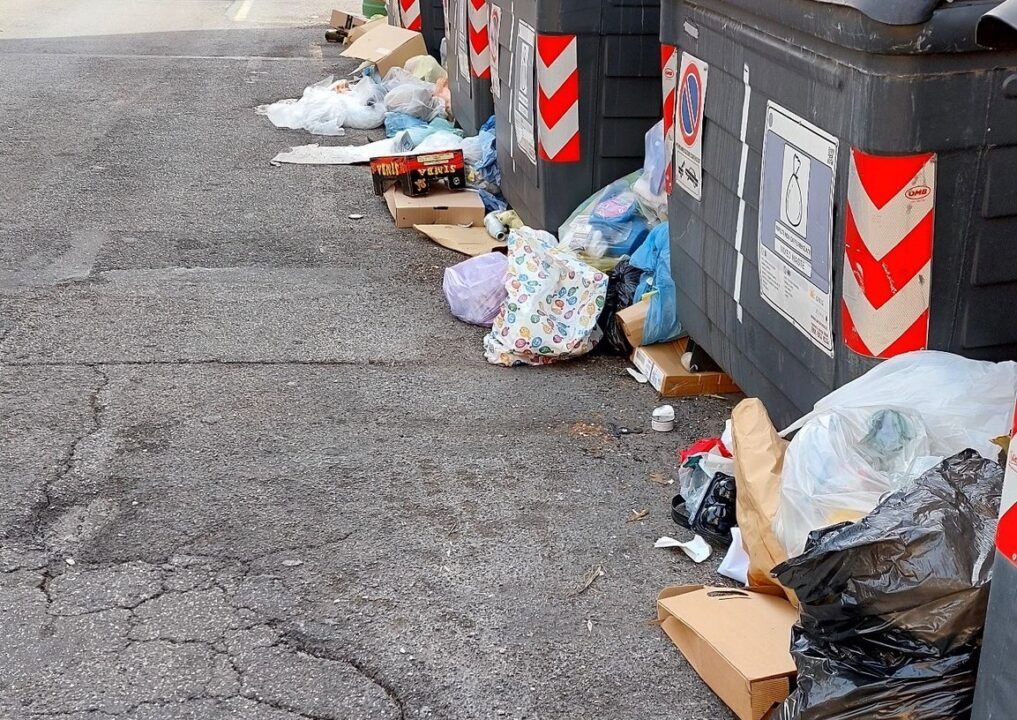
[386,0,445,58]
[662,0,1017,427]
[972,396,1017,719]
[490,0,662,231]
[447,0,496,136]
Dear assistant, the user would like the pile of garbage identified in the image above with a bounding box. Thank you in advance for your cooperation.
[259,20,1017,719]
[657,351,1017,720]
[259,29,685,377]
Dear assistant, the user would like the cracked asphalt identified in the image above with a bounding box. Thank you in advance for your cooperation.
[0,2,737,718]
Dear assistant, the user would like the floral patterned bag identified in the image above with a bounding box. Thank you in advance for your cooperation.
[483,227,608,366]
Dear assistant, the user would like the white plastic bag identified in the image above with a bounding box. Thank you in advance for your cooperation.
[383,81,445,121]
[443,253,508,326]
[642,120,667,195]
[776,351,1017,557]
[483,228,608,366]
[784,351,1017,459]
[343,77,387,129]
[261,76,386,134]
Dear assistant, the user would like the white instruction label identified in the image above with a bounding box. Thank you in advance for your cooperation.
[512,19,537,165]
[489,4,502,98]
[456,0,470,80]
[757,102,838,356]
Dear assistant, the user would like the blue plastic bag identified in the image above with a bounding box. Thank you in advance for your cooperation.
[629,223,681,345]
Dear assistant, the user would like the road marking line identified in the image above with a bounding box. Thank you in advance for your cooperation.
[233,0,255,22]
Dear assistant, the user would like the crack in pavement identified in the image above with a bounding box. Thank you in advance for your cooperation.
[28,364,110,550]
[281,628,408,720]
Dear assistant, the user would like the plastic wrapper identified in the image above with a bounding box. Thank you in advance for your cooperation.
[628,223,681,345]
[777,351,1017,557]
[774,450,1001,720]
[403,130,464,153]
[483,228,608,366]
[443,252,508,326]
[261,76,386,135]
[597,258,643,355]
[382,76,445,121]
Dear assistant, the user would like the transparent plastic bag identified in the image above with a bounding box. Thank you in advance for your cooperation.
[383,81,445,121]
[343,77,387,129]
[642,120,667,195]
[776,407,938,558]
[560,177,649,259]
[784,351,1017,460]
[404,54,447,83]
[261,76,385,134]
[443,252,508,326]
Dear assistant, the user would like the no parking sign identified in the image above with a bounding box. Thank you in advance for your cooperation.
[674,52,708,201]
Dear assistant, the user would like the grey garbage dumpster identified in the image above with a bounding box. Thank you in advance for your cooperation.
[447,0,496,135]
[387,0,445,58]
[490,0,662,232]
[662,0,1017,427]
[972,390,1017,720]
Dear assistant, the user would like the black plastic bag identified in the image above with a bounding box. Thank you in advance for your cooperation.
[774,449,1002,720]
[598,258,642,355]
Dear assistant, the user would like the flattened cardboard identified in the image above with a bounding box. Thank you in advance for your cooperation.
[631,338,740,398]
[616,299,649,348]
[384,186,486,228]
[731,399,797,605]
[657,585,798,720]
[414,224,507,256]
[342,23,428,76]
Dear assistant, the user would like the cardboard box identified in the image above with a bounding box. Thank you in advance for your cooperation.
[616,299,649,348]
[657,585,798,720]
[384,186,486,228]
[342,23,427,76]
[631,338,740,397]
[330,10,366,30]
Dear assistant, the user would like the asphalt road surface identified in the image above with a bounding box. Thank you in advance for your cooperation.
[0,2,738,718]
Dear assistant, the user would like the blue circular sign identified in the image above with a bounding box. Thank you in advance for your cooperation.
[678,66,702,144]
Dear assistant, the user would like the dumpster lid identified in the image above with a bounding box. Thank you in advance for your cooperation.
[814,0,970,26]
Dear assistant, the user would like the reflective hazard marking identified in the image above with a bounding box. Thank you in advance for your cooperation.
[673,52,708,201]
[757,102,838,356]
[660,45,678,195]
[842,149,936,358]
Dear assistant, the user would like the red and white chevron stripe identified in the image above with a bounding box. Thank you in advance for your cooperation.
[660,44,678,194]
[841,149,937,358]
[467,0,490,79]
[399,0,422,31]
[536,33,580,163]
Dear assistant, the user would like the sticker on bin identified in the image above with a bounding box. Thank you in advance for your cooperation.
[842,149,936,360]
[757,102,838,356]
[512,20,538,165]
[489,5,502,97]
[456,0,470,80]
[674,53,708,201]
[661,45,678,195]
